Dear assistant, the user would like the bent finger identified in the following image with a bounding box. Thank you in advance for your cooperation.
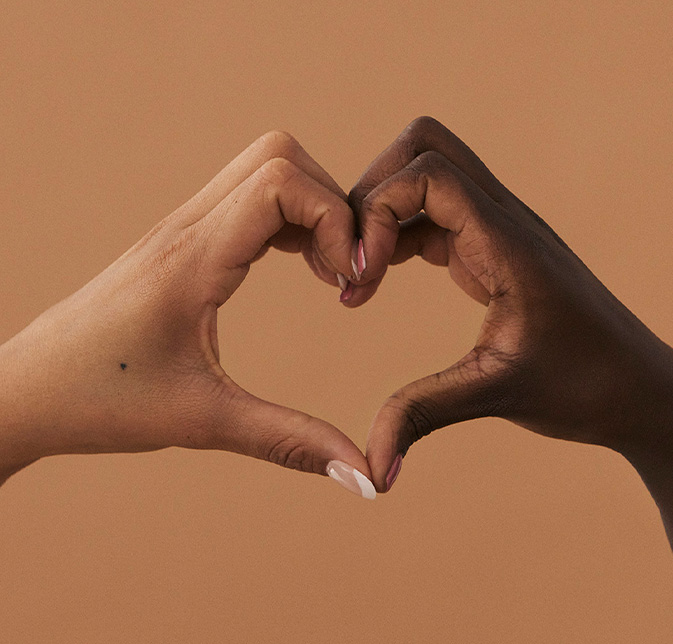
[194,157,355,304]
[349,116,508,214]
[170,131,347,230]
[342,214,449,308]
[199,384,375,498]
[391,214,490,305]
[357,150,511,301]
[366,351,510,493]
[389,213,450,266]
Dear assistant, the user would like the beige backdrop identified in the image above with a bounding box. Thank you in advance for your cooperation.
[2,1,673,642]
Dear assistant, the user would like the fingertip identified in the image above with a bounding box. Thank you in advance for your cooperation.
[296,414,372,482]
[230,390,371,480]
[311,195,357,279]
[326,460,376,500]
[365,393,417,492]
[367,448,399,494]
[306,423,371,482]
[338,277,383,308]
[366,430,400,494]
[358,221,398,286]
[339,281,354,304]
[384,454,403,492]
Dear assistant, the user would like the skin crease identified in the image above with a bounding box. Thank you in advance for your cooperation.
[347,116,673,547]
[0,130,372,486]
[1,118,673,550]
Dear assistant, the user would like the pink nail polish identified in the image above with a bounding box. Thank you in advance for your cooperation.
[339,281,353,302]
[350,238,361,281]
[357,238,366,276]
[386,454,403,491]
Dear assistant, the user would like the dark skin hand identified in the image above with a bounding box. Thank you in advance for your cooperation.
[348,116,673,546]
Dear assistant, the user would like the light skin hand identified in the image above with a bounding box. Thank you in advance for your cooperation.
[0,131,371,487]
[349,117,673,544]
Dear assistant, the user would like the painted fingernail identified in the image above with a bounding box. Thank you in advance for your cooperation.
[386,454,403,492]
[339,281,353,303]
[350,238,361,281]
[357,238,366,276]
[326,460,376,500]
[336,272,349,291]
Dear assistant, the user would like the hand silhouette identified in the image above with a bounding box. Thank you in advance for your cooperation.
[348,118,673,533]
[0,131,375,497]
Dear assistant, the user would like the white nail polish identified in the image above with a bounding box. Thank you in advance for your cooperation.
[326,460,376,500]
[337,273,348,291]
[357,238,366,275]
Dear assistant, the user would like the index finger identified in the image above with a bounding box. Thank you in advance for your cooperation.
[348,116,509,284]
[195,157,355,305]
[350,116,507,211]
[167,130,347,231]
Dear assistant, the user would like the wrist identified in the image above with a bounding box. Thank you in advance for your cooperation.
[616,336,673,456]
[611,334,673,544]
[0,325,58,482]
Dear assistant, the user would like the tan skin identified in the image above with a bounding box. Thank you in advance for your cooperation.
[2,118,672,548]
[0,130,371,486]
[347,116,673,546]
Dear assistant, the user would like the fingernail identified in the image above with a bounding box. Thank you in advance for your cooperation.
[357,238,366,276]
[326,460,376,500]
[336,272,348,291]
[350,238,361,281]
[339,281,353,303]
[385,454,403,492]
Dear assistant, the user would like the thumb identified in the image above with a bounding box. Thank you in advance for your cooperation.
[209,386,376,500]
[366,351,507,493]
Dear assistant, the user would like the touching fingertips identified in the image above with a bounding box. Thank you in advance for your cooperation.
[326,460,376,500]
[339,281,353,303]
[385,454,403,492]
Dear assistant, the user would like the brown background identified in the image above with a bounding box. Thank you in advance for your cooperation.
[2,1,673,642]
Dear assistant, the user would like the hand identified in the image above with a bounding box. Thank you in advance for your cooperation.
[0,131,374,493]
[349,117,673,508]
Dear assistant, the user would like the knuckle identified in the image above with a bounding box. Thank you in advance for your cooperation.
[360,189,376,210]
[313,221,351,260]
[347,184,370,211]
[258,156,299,187]
[403,116,442,151]
[403,398,437,446]
[412,151,474,213]
[403,151,451,196]
[265,435,314,472]
[257,130,300,158]
[387,392,438,452]
[360,192,399,234]
[414,149,449,171]
[407,115,442,135]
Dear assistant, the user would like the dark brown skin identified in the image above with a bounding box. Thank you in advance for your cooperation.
[348,117,673,546]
